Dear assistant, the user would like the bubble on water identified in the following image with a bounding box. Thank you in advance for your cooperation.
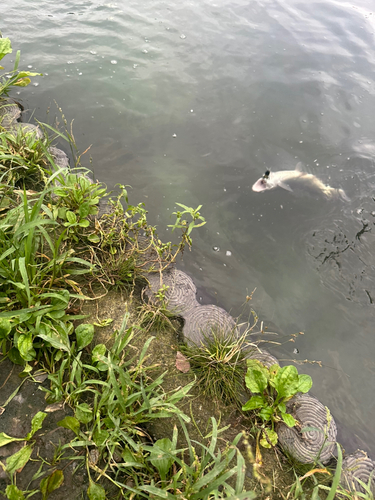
[67,61,73,64]
[90,50,97,55]
[27,65,32,69]
[223,263,227,266]
[371,212,375,216]
[280,205,283,209]
[33,82,39,87]
[99,66,102,69]
[226,250,232,256]
[45,73,49,76]
[180,34,186,39]
[213,246,220,252]
[223,188,227,192]
[111,60,117,65]
[299,140,303,143]
[142,49,148,54]
[172,133,177,138]
[293,348,299,354]
[320,112,324,115]
[133,64,138,69]
[190,109,193,112]
[78,72,82,75]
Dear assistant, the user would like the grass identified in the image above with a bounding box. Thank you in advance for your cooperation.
[179,327,256,409]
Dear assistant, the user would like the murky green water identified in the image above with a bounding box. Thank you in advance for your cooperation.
[2,0,375,454]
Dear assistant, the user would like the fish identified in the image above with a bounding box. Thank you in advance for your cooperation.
[252,163,349,201]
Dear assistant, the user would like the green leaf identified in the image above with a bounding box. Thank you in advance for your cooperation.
[242,395,266,411]
[78,202,91,218]
[75,323,94,350]
[78,219,90,227]
[37,326,70,352]
[57,416,80,435]
[87,479,106,500]
[5,484,25,500]
[0,433,24,448]
[17,333,35,361]
[281,412,297,428]
[40,470,64,500]
[245,367,268,394]
[0,318,12,339]
[92,429,109,447]
[326,444,342,500]
[278,402,286,413]
[274,365,299,399]
[75,403,93,424]
[6,444,33,475]
[0,38,12,61]
[260,429,278,448]
[259,406,273,422]
[13,77,31,87]
[8,347,24,365]
[26,412,47,440]
[150,438,175,480]
[296,374,313,394]
[66,211,77,224]
[88,233,100,243]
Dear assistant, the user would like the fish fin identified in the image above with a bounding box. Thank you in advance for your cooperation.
[278,181,293,192]
[295,162,303,172]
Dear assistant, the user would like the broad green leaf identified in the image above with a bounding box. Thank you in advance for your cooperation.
[37,323,70,352]
[26,412,47,440]
[13,77,31,87]
[0,433,24,448]
[0,38,12,61]
[150,438,175,480]
[274,365,299,399]
[40,470,64,500]
[92,428,109,447]
[6,444,33,475]
[92,344,107,370]
[75,403,93,424]
[88,233,100,243]
[259,406,273,422]
[78,219,90,227]
[242,395,266,411]
[87,479,106,500]
[245,367,268,394]
[8,347,24,365]
[78,202,90,218]
[0,318,11,339]
[281,412,297,428]
[278,402,286,413]
[75,323,94,350]
[17,333,35,361]
[5,484,25,500]
[296,374,313,394]
[260,429,278,448]
[66,211,77,224]
[57,416,80,435]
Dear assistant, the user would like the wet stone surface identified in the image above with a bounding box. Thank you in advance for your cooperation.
[0,359,89,497]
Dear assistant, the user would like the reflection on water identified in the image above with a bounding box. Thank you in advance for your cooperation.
[2,0,375,454]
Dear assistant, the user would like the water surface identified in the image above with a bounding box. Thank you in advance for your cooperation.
[2,0,375,454]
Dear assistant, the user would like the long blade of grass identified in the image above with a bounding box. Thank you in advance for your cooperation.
[18,256,31,305]
[326,443,343,500]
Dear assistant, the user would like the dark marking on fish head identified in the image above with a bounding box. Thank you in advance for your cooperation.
[252,177,269,192]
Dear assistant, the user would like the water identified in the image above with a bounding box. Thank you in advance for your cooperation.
[2,0,375,454]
